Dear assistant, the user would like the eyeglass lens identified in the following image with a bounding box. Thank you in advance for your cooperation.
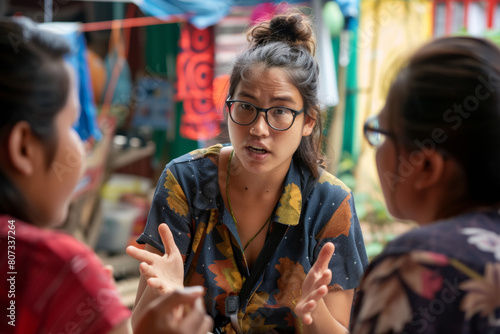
[365,117,387,147]
[230,101,295,130]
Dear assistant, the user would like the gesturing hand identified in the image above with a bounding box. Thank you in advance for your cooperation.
[295,242,335,325]
[126,223,185,294]
[134,286,213,334]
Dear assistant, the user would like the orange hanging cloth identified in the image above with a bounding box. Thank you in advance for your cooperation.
[176,23,220,140]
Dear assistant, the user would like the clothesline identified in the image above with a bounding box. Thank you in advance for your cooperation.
[80,14,186,32]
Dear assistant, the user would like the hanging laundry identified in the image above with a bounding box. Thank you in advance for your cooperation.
[40,22,101,142]
[132,0,231,29]
[176,23,220,140]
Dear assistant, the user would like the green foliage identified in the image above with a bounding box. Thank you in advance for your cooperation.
[483,30,500,46]
[453,27,500,47]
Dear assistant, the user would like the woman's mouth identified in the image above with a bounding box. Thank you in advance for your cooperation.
[248,146,268,154]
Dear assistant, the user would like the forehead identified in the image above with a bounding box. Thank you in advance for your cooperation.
[235,65,301,99]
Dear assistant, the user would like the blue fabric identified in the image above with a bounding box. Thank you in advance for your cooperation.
[133,0,231,29]
[40,22,101,141]
[103,51,133,106]
[334,0,359,20]
[133,0,306,29]
[324,0,359,31]
[137,144,368,333]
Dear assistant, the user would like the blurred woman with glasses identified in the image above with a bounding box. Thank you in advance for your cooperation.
[351,36,500,333]
[128,10,368,334]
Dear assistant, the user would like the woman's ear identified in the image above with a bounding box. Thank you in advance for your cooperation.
[7,121,37,176]
[413,149,446,191]
[302,115,316,136]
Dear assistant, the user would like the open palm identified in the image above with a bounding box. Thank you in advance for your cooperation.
[126,223,185,294]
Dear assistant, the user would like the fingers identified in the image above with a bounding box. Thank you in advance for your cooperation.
[154,286,205,313]
[296,299,315,325]
[103,264,114,278]
[147,277,163,289]
[178,297,214,334]
[158,223,180,256]
[302,300,316,324]
[309,284,329,301]
[102,265,117,288]
[303,267,332,295]
[295,244,335,326]
[139,261,152,276]
[137,286,209,334]
[318,269,332,287]
[142,265,182,294]
[297,283,329,314]
[315,242,335,272]
[303,313,313,326]
[126,245,158,264]
[138,262,169,294]
[297,267,331,325]
[147,277,172,295]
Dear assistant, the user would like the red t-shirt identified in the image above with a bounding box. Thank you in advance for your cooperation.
[0,216,131,333]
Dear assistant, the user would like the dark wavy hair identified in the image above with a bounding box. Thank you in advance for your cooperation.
[387,36,500,205]
[0,17,71,222]
[227,12,324,178]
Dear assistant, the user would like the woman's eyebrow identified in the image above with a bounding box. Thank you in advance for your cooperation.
[270,96,295,104]
[236,91,296,104]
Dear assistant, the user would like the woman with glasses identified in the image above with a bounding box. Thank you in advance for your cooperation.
[351,37,500,333]
[129,11,368,334]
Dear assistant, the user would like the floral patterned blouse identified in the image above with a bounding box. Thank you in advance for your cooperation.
[137,144,368,333]
[351,210,500,334]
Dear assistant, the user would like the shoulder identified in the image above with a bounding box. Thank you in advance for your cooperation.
[0,216,108,274]
[154,145,224,213]
[0,217,130,332]
[353,212,500,333]
[162,144,222,183]
[306,168,353,211]
[303,169,361,240]
[315,169,351,198]
[2,217,102,269]
[381,210,500,265]
[169,144,223,166]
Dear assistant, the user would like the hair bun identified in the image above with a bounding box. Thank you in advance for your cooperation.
[248,12,316,56]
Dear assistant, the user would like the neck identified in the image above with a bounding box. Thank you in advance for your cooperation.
[432,202,498,224]
[414,193,500,225]
[228,150,288,195]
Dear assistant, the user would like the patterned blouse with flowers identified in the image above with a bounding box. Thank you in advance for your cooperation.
[137,144,368,333]
[351,210,500,334]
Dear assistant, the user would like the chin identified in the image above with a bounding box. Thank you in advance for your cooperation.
[385,203,405,221]
[47,207,70,229]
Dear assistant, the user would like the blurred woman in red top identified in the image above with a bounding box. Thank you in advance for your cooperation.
[0,16,212,334]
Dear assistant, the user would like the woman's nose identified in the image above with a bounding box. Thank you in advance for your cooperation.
[250,112,269,136]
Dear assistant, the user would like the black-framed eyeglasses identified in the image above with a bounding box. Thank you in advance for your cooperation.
[225,97,304,131]
[363,114,396,147]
